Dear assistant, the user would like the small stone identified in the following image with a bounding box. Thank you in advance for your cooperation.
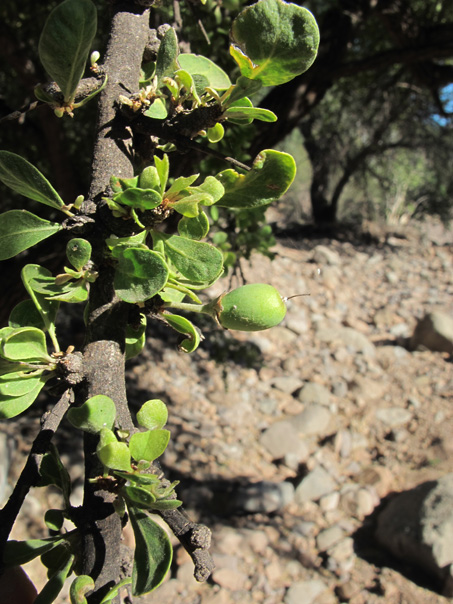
[313,245,341,266]
[271,376,304,394]
[260,420,309,461]
[410,311,453,353]
[284,579,328,604]
[319,491,340,512]
[316,525,345,551]
[295,467,337,504]
[375,407,412,427]
[327,537,355,562]
[236,481,295,513]
[212,567,249,591]
[293,404,332,437]
[298,382,331,406]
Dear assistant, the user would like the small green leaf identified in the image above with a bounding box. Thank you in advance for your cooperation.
[38,0,97,102]
[44,509,65,532]
[113,246,169,304]
[156,28,179,84]
[162,313,201,353]
[98,578,132,604]
[0,151,65,210]
[128,506,173,596]
[122,485,156,508]
[105,231,147,250]
[38,445,72,503]
[224,105,277,123]
[114,471,159,486]
[153,155,169,196]
[148,499,182,511]
[0,372,45,398]
[178,54,231,90]
[178,211,210,240]
[0,210,60,261]
[226,75,262,105]
[34,552,74,604]
[216,149,296,209]
[136,399,168,430]
[125,314,146,360]
[70,575,95,604]
[8,300,46,330]
[230,0,319,86]
[138,166,161,192]
[66,238,92,271]
[129,429,170,463]
[162,235,223,285]
[165,174,199,198]
[97,442,132,472]
[3,537,64,566]
[1,327,51,363]
[191,176,225,205]
[144,97,168,119]
[67,395,116,434]
[21,265,60,334]
[113,188,162,211]
[207,123,225,143]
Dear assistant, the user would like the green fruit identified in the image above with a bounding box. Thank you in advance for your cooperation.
[217,283,286,331]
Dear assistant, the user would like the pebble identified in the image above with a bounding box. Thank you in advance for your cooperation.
[298,382,332,406]
[316,525,345,551]
[375,407,412,427]
[293,404,332,437]
[284,579,329,604]
[259,420,309,461]
[295,467,337,504]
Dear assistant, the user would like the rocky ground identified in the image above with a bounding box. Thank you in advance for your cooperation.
[3,217,453,603]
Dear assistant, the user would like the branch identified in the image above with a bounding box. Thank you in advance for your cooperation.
[0,389,73,568]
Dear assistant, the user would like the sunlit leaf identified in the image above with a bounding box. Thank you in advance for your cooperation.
[129,429,170,463]
[162,313,202,353]
[0,211,60,260]
[156,28,179,84]
[3,537,64,566]
[113,246,169,303]
[216,149,296,209]
[128,506,173,595]
[38,0,97,102]
[1,327,51,363]
[67,395,116,434]
[66,238,91,271]
[178,54,231,90]
[136,399,168,430]
[230,0,319,86]
[125,314,146,360]
[178,211,210,240]
[162,235,223,285]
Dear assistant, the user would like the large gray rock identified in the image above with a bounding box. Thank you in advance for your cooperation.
[375,473,453,595]
[410,311,453,353]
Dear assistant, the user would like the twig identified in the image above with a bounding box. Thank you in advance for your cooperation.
[0,389,73,565]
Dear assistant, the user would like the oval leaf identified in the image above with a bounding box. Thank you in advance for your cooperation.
[0,380,46,419]
[163,236,223,285]
[38,0,97,102]
[216,149,296,209]
[1,327,50,363]
[178,211,210,240]
[230,0,319,86]
[122,485,156,509]
[136,399,168,430]
[113,247,169,303]
[3,537,64,566]
[128,506,173,596]
[0,151,65,210]
[129,429,170,463]
[66,238,92,271]
[178,54,231,90]
[0,372,45,398]
[0,210,60,261]
[67,395,116,434]
[97,442,132,472]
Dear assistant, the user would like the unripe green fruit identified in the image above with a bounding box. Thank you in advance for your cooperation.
[217,283,286,331]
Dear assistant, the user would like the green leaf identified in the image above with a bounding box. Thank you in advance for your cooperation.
[154,155,169,196]
[105,231,147,250]
[38,445,72,504]
[9,300,46,330]
[114,471,159,487]
[191,176,225,205]
[162,313,201,353]
[162,235,223,285]
[21,265,60,334]
[165,174,199,199]
[0,372,45,398]
[230,0,319,86]
[125,314,146,360]
[129,429,170,463]
[144,98,168,119]
[138,166,161,192]
[1,327,51,363]
[148,499,182,511]
[178,54,231,90]
[128,506,173,596]
[67,395,116,434]
[224,105,277,123]
[3,537,64,566]
[70,575,95,604]
[99,578,132,604]
[216,149,296,209]
[136,399,168,430]
[226,75,262,105]
[122,485,156,509]
[44,509,65,532]
[97,442,132,472]
[66,238,92,271]
[113,188,162,211]
[0,210,60,261]
[178,211,210,240]
[156,28,179,84]
[34,552,74,604]
[0,151,65,210]
[113,246,169,303]
[38,0,97,102]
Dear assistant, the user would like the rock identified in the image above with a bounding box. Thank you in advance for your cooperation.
[284,579,328,604]
[295,467,337,504]
[375,407,412,428]
[260,420,309,461]
[316,324,376,357]
[375,473,453,595]
[212,567,249,591]
[340,487,377,518]
[410,311,453,353]
[313,245,341,266]
[298,382,331,406]
[271,376,304,394]
[316,525,345,551]
[292,404,332,437]
[234,481,295,513]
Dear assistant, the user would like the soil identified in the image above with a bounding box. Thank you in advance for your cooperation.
[3,217,453,603]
